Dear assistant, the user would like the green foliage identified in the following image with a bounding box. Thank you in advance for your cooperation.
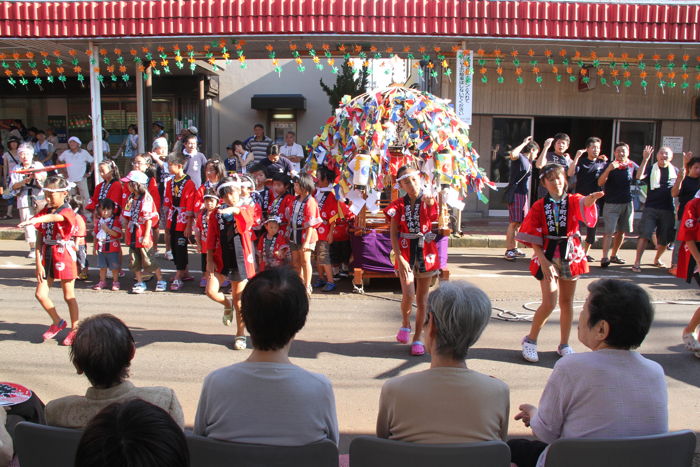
[319,59,368,109]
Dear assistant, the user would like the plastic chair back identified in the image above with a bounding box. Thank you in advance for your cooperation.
[14,421,82,467]
[186,433,339,467]
[348,435,511,467]
[544,430,696,467]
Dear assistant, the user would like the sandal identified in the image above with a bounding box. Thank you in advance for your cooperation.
[653,261,666,268]
[396,327,411,344]
[610,256,626,264]
[222,308,233,326]
[631,265,642,273]
[410,341,425,356]
[521,337,539,363]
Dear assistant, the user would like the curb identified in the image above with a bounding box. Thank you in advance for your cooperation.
[0,229,651,250]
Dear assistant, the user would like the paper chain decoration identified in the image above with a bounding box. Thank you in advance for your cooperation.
[303,85,495,204]
[2,43,698,92]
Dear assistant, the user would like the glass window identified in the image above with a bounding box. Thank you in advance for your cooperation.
[615,120,656,164]
[490,117,533,183]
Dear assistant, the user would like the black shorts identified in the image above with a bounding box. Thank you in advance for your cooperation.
[330,240,351,264]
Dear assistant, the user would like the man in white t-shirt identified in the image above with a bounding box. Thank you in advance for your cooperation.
[279,131,305,174]
[87,130,111,159]
[58,136,94,202]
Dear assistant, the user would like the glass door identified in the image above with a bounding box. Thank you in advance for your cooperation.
[488,117,534,216]
[613,120,657,164]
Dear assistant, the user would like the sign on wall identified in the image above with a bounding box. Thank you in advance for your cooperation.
[661,136,684,154]
[455,50,473,126]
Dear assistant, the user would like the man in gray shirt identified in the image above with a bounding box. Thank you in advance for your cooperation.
[182,134,207,189]
[194,268,339,446]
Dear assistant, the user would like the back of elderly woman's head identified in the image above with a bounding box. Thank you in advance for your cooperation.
[586,279,654,349]
[70,314,135,388]
[426,281,492,360]
[75,399,188,467]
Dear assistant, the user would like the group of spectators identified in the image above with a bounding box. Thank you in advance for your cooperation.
[0,269,669,467]
[504,133,689,272]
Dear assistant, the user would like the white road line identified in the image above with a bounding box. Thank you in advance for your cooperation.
[450,273,674,280]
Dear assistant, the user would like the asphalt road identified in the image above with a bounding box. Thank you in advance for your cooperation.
[0,240,698,455]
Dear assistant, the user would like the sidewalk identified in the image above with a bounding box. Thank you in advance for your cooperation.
[448,216,641,249]
[0,214,643,249]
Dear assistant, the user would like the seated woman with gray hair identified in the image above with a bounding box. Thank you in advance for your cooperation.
[509,279,668,467]
[376,281,509,443]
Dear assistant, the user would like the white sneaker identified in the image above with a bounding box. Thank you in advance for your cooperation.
[234,336,247,350]
[131,282,146,294]
[165,251,174,261]
[682,333,700,352]
[521,337,539,363]
[27,250,35,259]
[557,345,575,357]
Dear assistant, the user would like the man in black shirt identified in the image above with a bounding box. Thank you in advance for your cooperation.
[568,136,608,261]
[597,142,639,268]
[504,136,538,261]
[535,133,572,199]
[670,152,700,274]
[631,146,678,272]
[258,144,295,178]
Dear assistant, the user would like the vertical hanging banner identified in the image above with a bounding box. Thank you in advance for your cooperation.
[455,50,473,125]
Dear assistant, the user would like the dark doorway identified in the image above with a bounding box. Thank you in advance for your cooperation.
[534,117,614,157]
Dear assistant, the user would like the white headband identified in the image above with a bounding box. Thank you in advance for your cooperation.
[217,181,241,193]
[43,182,76,192]
[203,194,220,200]
[396,171,418,182]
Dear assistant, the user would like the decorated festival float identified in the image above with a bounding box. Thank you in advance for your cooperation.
[304,85,494,292]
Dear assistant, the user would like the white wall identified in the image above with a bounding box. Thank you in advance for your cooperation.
[214,58,338,149]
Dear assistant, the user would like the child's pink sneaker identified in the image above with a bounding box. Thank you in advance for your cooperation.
[111,281,120,291]
[62,328,77,346]
[92,281,106,291]
[42,319,67,341]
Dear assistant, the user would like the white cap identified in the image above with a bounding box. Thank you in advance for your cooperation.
[121,170,149,185]
[187,126,198,135]
[152,137,168,150]
[68,136,82,146]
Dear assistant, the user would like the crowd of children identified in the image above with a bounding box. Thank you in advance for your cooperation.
[17,146,357,349]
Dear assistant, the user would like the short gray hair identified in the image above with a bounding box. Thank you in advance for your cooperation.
[17,143,34,156]
[427,281,491,360]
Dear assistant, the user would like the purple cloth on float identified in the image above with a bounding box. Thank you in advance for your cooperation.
[350,231,449,273]
[350,231,395,273]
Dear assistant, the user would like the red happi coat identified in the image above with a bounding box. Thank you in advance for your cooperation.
[195,208,223,271]
[122,193,159,248]
[288,195,322,245]
[36,203,77,280]
[676,197,700,282]
[516,193,597,279]
[269,193,294,233]
[86,180,123,213]
[315,189,340,242]
[256,232,290,271]
[332,200,354,241]
[206,203,257,279]
[94,215,122,253]
[383,195,440,273]
[192,180,219,214]
[163,175,197,231]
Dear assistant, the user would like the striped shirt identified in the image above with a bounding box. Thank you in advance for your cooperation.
[246,136,273,164]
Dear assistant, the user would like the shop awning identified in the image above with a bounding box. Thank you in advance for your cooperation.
[251,94,306,110]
